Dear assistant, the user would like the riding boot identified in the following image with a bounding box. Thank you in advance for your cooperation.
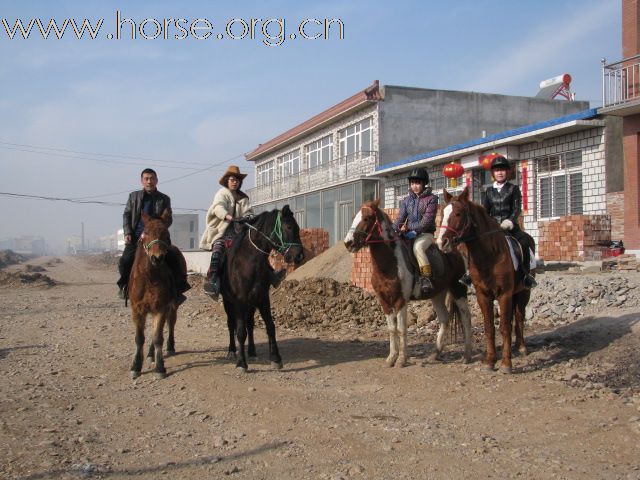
[269,268,286,288]
[520,242,537,289]
[419,264,434,294]
[203,248,223,299]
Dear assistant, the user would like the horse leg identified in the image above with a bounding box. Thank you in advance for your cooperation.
[166,306,177,356]
[152,312,167,379]
[130,311,145,379]
[147,343,155,362]
[513,291,529,356]
[235,309,249,372]
[247,307,257,359]
[497,295,514,374]
[476,292,496,371]
[258,299,282,370]
[223,297,237,360]
[396,305,409,367]
[430,291,450,362]
[455,296,473,364]
[385,311,399,367]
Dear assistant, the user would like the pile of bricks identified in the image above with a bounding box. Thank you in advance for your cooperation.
[602,253,639,271]
[538,215,611,262]
[270,228,329,273]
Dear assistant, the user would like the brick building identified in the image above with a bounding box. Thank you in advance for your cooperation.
[600,0,640,255]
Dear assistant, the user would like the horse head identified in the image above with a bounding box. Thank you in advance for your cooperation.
[278,205,305,264]
[437,187,473,253]
[344,199,390,252]
[140,209,171,266]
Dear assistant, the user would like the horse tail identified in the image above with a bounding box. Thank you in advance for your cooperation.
[446,291,463,342]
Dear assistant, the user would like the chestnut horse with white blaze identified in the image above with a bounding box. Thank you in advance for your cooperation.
[344,200,472,367]
[128,210,186,379]
[437,187,534,373]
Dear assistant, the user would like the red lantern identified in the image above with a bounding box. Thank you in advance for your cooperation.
[442,162,464,187]
[479,152,500,170]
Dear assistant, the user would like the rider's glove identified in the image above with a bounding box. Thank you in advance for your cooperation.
[500,219,514,231]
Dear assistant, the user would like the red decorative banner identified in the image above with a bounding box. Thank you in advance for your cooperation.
[521,162,528,213]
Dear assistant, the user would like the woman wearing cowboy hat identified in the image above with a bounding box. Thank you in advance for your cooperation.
[200,165,285,299]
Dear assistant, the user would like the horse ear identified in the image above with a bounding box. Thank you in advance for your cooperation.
[160,209,171,225]
[443,189,452,203]
[460,186,470,202]
[282,204,292,217]
[372,199,381,209]
[141,211,150,222]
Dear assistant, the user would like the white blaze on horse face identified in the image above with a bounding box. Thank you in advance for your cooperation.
[437,204,453,249]
[344,211,363,244]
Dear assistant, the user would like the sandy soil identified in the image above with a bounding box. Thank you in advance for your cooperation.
[1,256,640,480]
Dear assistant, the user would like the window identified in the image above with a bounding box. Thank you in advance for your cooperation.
[278,150,300,178]
[257,160,275,186]
[189,238,195,249]
[189,220,194,233]
[535,150,583,219]
[339,117,372,158]
[305,135,333,170]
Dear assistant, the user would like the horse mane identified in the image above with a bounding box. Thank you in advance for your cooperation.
[229,209,277,257]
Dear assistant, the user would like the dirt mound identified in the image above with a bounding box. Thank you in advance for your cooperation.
[287,242,351,283]
[23,264,47,273]
[0,270,57,287]
[81,253,119,268]
[0,250,30,269]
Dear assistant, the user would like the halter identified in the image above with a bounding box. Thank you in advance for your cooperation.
[140,236,170,256]
[351,205,396,245]
[244,211,302,256]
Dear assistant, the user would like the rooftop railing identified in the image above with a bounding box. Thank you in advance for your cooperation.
[602,55,640,108]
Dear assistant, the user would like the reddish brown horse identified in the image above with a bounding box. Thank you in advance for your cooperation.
[344,200,472,367]
[128,210,186,379]
[437,187,534,373]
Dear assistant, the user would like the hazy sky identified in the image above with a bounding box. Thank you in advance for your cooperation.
[0,0,621,251]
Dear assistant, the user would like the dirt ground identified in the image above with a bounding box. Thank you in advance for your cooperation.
[1,256,640,480]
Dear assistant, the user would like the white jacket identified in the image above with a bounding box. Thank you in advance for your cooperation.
[199,187,254,250]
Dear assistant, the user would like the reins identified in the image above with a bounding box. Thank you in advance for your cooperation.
[242,211,302,256]
[350,205,397,245]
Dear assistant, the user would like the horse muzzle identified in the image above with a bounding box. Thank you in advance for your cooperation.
[149,253,166,266]
[284,248,305,265]
[438,237,453,253]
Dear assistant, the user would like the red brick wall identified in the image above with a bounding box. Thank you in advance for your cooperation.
[269,228,329,273]
[623,118,640,249]
[623,0,639,58]
[607,191,625,242]
[538,215,611,261]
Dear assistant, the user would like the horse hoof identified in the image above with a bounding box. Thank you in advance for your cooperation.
[165,349,175,357]
[130,371,141,379]
[271,361,283,370]
[226,351,237,360]
[462,355,472,364]
[499,365,512,375]
[384,358,396,368]
[483,364,495,373]
[429,352,442,362]
[519,347,528,356]
[154,371,168,380]
[395,358,408,368]
[236,366,248,374]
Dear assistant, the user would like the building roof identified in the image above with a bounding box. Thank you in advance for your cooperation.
[245,80,383,161]
[374,108,602,175]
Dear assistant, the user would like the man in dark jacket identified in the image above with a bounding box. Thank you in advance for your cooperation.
[117,168,190,302]
[481,156,537,289]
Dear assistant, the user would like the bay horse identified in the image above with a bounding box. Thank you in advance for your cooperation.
[437,187,534,373]
[128,210,186,379]
[344,200,472,367]
[220,205,304,372]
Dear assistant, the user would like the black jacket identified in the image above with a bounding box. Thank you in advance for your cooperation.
[482,182,522,227]
[122,189,172,237]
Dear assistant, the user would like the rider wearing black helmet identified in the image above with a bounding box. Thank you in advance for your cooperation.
[481,156,536,289]
[392,167,439,294]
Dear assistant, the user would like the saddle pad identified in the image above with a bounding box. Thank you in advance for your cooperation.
[505,236,520,271]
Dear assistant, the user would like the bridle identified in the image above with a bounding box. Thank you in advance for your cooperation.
[244,211,302,256]
[140,235,170,257]
[439,200,501,244]
[350,205,396,245]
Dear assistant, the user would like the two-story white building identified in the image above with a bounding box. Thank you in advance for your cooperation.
[246,80,589,245]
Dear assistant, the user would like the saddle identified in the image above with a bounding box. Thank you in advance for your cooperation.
[399,239,447,294]
[505,234,526,283]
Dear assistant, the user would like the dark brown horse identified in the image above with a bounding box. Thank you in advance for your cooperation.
[220,205,304,372]
[128,210,186,379]
[437,187,534,373]
[344,200,473,367]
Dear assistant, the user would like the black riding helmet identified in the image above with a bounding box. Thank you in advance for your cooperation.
[490,156,511,170]
[408,167,429,184]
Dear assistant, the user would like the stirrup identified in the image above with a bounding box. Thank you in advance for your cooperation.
[420,277,434,294]
[459,273,472,287]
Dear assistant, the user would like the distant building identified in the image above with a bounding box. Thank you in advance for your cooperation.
[246,80,589,245]
[169,214,199,251]
[6,236,46,255]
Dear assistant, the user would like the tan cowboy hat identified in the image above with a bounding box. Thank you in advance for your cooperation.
[219,165,248,186]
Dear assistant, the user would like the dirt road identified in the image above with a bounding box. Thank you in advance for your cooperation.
[1,256,639,479]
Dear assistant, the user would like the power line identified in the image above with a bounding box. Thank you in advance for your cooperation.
[0,191,206,212]
[0,140,212,167]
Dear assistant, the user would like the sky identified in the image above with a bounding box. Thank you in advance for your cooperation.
[0,0,622,252]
